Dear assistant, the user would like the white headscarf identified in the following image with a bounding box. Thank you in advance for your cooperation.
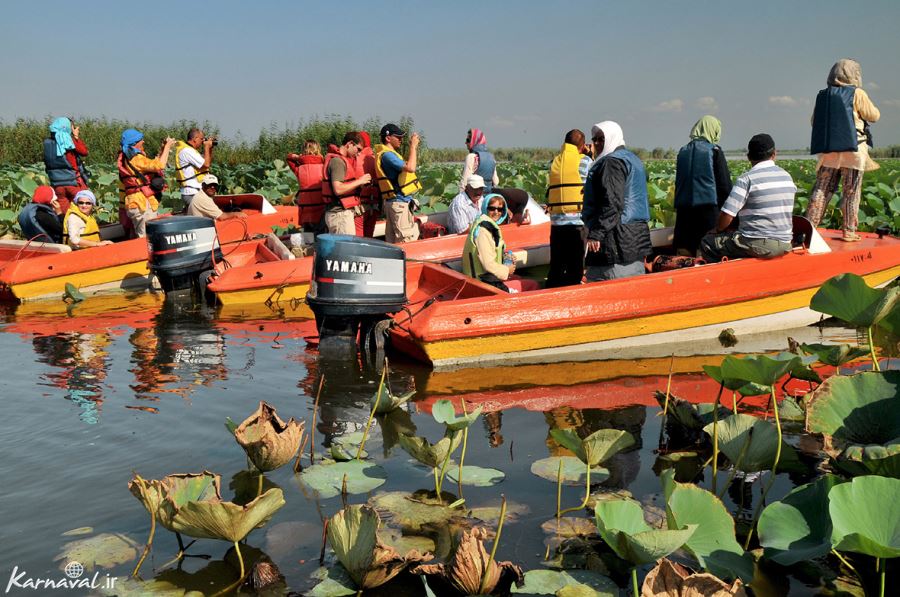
[591,121,625,162]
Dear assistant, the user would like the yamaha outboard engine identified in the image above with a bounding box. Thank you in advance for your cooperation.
[306,235,406,356]
[146,217,221,297]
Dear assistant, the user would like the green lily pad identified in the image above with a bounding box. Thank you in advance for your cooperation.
[54,533,140,571]
[778,396,806,422]
[771,351,822,383]
[829,475,900,559]
[398,432,462,469]
[550,428,635,467]
[836,440,900,477]
[379,528,437,555]
[806,371,900,447]
[511,569,619,595]
[758,474,843,565]
[540,517,597,538]
[720,354,798,388]
[703,364,754,391]
[371,386,415,414]
[431,399,483,431]
[653,452,704,483]
[594,499,696,565]
[299,459,387,499]
[810,273,900,327]
[308,564,357,596]
[377,409,417,455]
[445,465,505,487]
[531,456,610,486]
[800,343,869,368]
[469,500,530,527]
[370,491,464,531]
[169,487,285,542]
[704,414,800,473]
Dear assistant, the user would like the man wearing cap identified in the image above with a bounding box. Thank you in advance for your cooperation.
[700,134,796,262]
[186,175,247,221]
[374,124,422,243]
[447,174,486,234]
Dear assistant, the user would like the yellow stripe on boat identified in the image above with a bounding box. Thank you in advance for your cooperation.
[10,261,151,301]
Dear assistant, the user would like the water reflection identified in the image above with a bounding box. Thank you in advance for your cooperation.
[33,331,111,424]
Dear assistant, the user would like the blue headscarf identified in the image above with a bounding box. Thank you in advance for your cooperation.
[73,189,96,205]
[121,128,144,159]
[481,193,508,224]
[49,117,75,157]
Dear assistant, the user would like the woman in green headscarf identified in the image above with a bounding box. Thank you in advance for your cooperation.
[672,115,733,255]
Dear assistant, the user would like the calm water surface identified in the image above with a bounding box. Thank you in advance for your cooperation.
[0,293,865,595]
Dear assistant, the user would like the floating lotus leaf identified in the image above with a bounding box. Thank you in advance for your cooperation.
[836,440,900,477]
[550,428,634,467]
[371,385,415,414]
[829,475,900,558]
[234,401,305,472]
[327,505,430,590]
[642,558,747,597]
[810,273,900,327]
[308,564,359,596]
[370,491,465,531]
[704,414,800,473]
[398,432,462,469]
[531,456,610,486]
[298,459,387,499]
[445,465,505,487]
[510,569,618,595]
[703,365,754,391]
[379,527,437,555]
[540,517,597,538]
[800,343,869,368]
[770,351,821,383]
[468,500,530,527]
[757,474,843,565]
[166,486,284,543]
[660,470,753,581]
[593,499,696,565]
[720,354,799,388]
[54,533,140,571]
[412,526,523,596]
[228,470,281,506]
[653,452,704,483]
[655,391,728,431]
[806,371,900,447]
[432,399,483,431]
[129,471,220,532]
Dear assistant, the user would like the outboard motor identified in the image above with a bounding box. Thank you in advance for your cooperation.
[306,235,406,355]
[146,217,221,297]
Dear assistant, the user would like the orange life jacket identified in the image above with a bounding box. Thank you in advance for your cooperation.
[357,147,379,206]
[117,152,154,198]
[292,155,326,225]
[322,152,361,210]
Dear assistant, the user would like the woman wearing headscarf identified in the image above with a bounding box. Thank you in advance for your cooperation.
[458,128,499,194]
[42,117,90,213]
[17,185,64,243]
[807,59,880,242]
[673,115,733,255]
[117,129,175,238]
[63,190,113,249]
[582,121,652,282]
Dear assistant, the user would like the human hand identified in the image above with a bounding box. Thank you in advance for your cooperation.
[203,137,215,149]
[164,137,176,147]
[99,240,114,246]
[359,173,373,185]
[508,263,516,276]
[73,126,80,139]
[521,210,531,225]
[587,239,601,252]
[410,133,420,148]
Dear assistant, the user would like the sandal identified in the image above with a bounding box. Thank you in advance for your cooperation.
[841,232,861,242]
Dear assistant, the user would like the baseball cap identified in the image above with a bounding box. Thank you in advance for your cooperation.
[202,174,219,187]
[747,133,776,159]
[466,174,485,189]
[380,123,406,138]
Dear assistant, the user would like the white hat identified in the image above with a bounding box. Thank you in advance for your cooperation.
[466,174,485,189]
[202,174,219,186]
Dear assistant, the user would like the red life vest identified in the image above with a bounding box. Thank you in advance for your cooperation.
[291,155,326,225]
[322,152,361,210]
[117,152,154,198]
[357,147,379,206]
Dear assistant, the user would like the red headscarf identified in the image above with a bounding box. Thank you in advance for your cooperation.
[467,128,487,150]
[358,131,371,149]
[33,185,56,205]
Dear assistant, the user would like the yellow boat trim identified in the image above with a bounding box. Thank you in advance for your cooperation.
[214,282,310,307]
[11,261,150,301]
[419,266,900,363]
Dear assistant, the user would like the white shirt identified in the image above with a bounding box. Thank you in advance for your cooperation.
[447,191,482,234]
[66,213,86,246]
[177,145,205,195]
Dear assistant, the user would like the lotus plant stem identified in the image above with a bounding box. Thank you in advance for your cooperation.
[433,467,440,497]
[356,366,386,460]
[319,518,329,565]
[868,326,881,371]
[712,382,724,494]
[310,375,324,465]
[479,494,507,595]
[293,433,309,473]
[130,478,156,578]
[732,391,738,414]
[556,459,563,520]
[458,399,469,495]
[830,549,863,587]
[435,433,458,503]
[257,472,264,498]
[233,541,245,579]
[744,389,782,550]
[662,354,675,416]
[631,567,639,597]
[879,557,885,597]
[559,462,591,516]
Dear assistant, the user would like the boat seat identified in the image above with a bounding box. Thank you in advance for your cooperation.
[0,239,72,254]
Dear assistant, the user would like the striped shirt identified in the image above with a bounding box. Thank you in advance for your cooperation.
[721,160,796,242]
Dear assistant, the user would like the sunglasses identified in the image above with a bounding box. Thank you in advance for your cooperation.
[486,205,504,213]
[76,201,93,206]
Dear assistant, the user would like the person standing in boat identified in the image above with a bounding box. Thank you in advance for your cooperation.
[42,117,90,214]
[547,129,593,287]
[322,132,372,235]
[118,129,175,238]
[458,128,499,194]
[63,190,113,249]
[173,128,215,209]
[447,174,486,234]
[582,121,652,281]
[806,59,881,242]
[355,131,380,237]
[375,123,422,243]
[287,140,327,233]
[673,116,732,256]
[700,134,795,261]
[17,185,64,244]
[186,175,247,221]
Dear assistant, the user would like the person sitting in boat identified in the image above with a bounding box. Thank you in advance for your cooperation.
[17,185,64,244]
[186,175,247,221]
[491,187,550,226]
[376,123,421,243]
[174,128,215,208]
[547,129,592,288]
[458,128,499,194]
[700,134,796,262]
[118,129,176,238]
[583,121,652,281]
[673,115,733,256]
[355,131,380,237]
[63,190,113,249]
[42,117,90,213]
[287,139,327,233]
[322,132,372,235]
[447,174,486,234]
[462,194,539,293]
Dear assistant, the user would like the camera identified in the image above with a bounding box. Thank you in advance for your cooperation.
[206,136,218,147]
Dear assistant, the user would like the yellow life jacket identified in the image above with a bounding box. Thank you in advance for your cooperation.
[62,205,101,248]
[374,144,422,200]
[547,143,585,214]
[174,140,206,186]
[462,215,505,278]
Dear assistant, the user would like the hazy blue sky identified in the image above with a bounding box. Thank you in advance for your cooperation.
[2,1,898,150]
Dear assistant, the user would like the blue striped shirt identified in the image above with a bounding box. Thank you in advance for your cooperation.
[721,160,796,242]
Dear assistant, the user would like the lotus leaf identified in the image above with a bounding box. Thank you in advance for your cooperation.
[234,401,305,472]
[703,365,753,391]
[129,471,219,532]
[371,385,415,414]
[540,517,597,538]
[445,465,505,487]
[308,565,357,597]
[703,414,800,473]
[468,500,530,527]
[660,470,753,581]
[298,459,387,498]
[377,408,417,455]
[810,273,900,327]
[228,470,281,506]
[412,526,523,595]
[431,399,483,431]
[653,452,704,483]
[720,354,799,388]
[550,428,635,467]
[829,475,900,559]
[806,371,900,446]
[800,343,869,368]
[642,558,747,597]
[398,431,462,468]
[327,505,430,590]
[836,439,900,477]
[531,456,610,486]
[370,491,465,531]
[594,499,696,565]
[757,474,843,565]
[379,527,437,555]
[777,396,806,422]
[655,391,728,431]
[510,569,618,595]
[54,533,140,571]
[166,486,284,542]
[770,351,821,383]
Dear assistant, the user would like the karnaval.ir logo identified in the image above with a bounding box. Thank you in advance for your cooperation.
[4,561,118,593]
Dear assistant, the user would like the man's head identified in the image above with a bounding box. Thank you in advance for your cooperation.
[464,175,485,202]
[187,128,204,149]
[202,174,220,197]
[564,129,586,153]
[340,131,363,158]
[747,133,776,164]
[380,123,405,148]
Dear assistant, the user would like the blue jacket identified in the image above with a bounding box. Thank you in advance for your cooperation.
[674,139,718,208]
[604,147,650,223]
[42,137,89,187]
[17,203,59,243]
[810,86,858,154]
[471,145,496,194]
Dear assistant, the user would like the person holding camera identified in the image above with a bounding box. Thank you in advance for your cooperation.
[117,128,175,238]
[174,128,215,208]
[321,132,372,235]
[374,124,422,243]
[42,117,90,213]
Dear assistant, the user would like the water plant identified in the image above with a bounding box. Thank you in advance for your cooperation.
[398,430,463,502]
[641,558,746,596]
[800,343,869,374]
[231,401,305,496]
[549,428,634,515]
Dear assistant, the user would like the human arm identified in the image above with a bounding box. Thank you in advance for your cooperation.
[154,138,177,168]
[200,138,215,172]
[401,133,419,173]
[458,154,477,192]
[72,134,88,156]
[475,229,513,279]
[328,159,372,196]
[714,173,749,232]
[286,154,302,178]
[447,195,471,234]
[855,88,880,123]
[67,215,111,248]
[712,146,733,207]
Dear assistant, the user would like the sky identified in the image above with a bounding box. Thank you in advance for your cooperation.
[1,0,899,151]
